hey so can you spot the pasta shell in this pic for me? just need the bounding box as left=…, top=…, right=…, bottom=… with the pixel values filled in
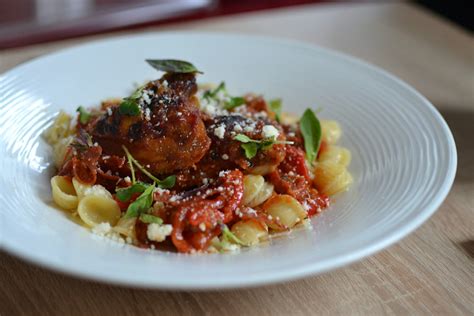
left=51, top=176, right=78, bottom=210
left=243, top=175, right=265, bottom=206
left=247, top=182, right=274, bottom=208
left=43, top=111, right=72, bottom=145
left=113, top=217, right=137, bottom=240
left=231, top=219, right=268, bottom=246
left=313, top=161, right=352, bottom=196
left=77, top=195, right=121, bottom=227
left=321, top=120, right=342, bottom=145
left=263, top=195, right=306, bottom=230
left=318, top=145, right=351, bottom=167
left=72, top=177, right=91, bottom=200
left=322, top=169, right=353, bottom=196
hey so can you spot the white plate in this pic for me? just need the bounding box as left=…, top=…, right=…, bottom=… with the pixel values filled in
left=0, top=33, right=456, bottom=289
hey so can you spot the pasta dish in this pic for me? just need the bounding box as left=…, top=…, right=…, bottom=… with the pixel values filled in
left=44, top=59, right=352, bottom=253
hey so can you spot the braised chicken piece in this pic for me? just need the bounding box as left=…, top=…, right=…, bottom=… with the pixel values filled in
left=87, top=73, right=211, bottom=174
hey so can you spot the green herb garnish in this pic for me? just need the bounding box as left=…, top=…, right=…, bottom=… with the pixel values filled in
left=203, top=82, right=245, bottom=110
left=122, top=145, right=176, bottom=189
left=300, top=108, right=322, bottom=164
left=146, top=59, right=202, bottom=74
left=234, top=133, right=291, bottom=159
left=119, top=99, right=140, bottom=116
left=76, top=106, right=91, bottom=124
left=115, top=182, right=150, bottom=202
left=119, top=86, right=144, bottom=116
left=120, top=146, right=176, bottom=218
left=240, top=143, right=258, bottom=159
left=203, top=82, right=226, bottom=100
left=268, top=99, right=282, bottom=122
left=124, top=184, right=155, bottom=218
left=223, top=96, right=245, bottom=110
left=139, top=213, right=163, bottom=225
left=154, top=174, right=176, bottom=189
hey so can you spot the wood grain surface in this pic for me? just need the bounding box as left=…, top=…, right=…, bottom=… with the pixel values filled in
left=1, top=3, right=473, bottom=315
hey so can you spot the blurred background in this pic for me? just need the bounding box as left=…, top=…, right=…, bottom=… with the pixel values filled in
left=0, top=0, right=472, bottom=49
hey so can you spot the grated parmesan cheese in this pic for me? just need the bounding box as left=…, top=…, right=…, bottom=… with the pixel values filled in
left=142, top=93, right=151, bottom=105
left=144, top=107, right=151, bottom=121
left=147, top=223, right=173, bottom=242
left=92, top=222, right=111, bottom=236
left=202, top=104, right=216, bottom=116
left=262, top=125, right=280, bottom=139
left=233, top=124, right=243, bottom=132
left=214, top=125, right=226, bottom=139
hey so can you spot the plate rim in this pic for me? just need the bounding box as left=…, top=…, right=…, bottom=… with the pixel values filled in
left=0, top=31, right=458, bottom=289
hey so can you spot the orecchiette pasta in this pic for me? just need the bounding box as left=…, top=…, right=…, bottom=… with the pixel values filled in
left=313, top=144, right=352, bottom=195
left=77, top=194, right=121, bottom=227
left=243, top=175, right=264, bottom=205
left=248, top=182, right=274, bottom=208
left=51, top=176, right=78, bottom=210
left=324, top=168, right=352, bottom=196
left=242, top=175, right=274, bottom=207
left=54, top=175, right=123, bottom=229
left=72, top=177, right=91, bottom=200
left=321, top=120, right=342, bottom=145
left=113, top=216, right=137, bottom=240
left=263, top=194, right=307, bottom=230
left=313, top=161, right=353, bottom=196
left=318, top=145, right=351, bottom=167
left=231, top=219, right=268, bottom=246
left=43, top=111, right=73, bottom=145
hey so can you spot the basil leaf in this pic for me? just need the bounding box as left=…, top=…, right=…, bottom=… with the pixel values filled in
left=139, top=213, right=163, bottom=225
left=234, top=134, right=252, bottom=143
left=146, top=59, right=202, bottom=74
left=234, top=134, right=273, bottom=159
left=241, top=143, right=258, bottom=159
left=119, top=99, right=140, bottom=116
left=234, top=133, right=293, bottom=159
left=156, top=175, right=176, bottom=189
left=124, top=184, right=155, bottom=218
left=76, top=106, right=91, bottom=124
left=300, top=108, right=322, bottom=164
left=223, top=97, right=245, bottom=110
left=115, top=182, right=150, bottom=202
left=268, top=99, right=282, bottom=122
left=118, top=86, right=145, bottom=116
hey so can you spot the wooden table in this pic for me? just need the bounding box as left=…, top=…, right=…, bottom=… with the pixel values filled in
left=1, top=3, right=473, bottom=315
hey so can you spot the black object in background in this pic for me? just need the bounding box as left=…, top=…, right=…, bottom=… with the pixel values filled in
left=416, top=0, right=473, bottom=32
